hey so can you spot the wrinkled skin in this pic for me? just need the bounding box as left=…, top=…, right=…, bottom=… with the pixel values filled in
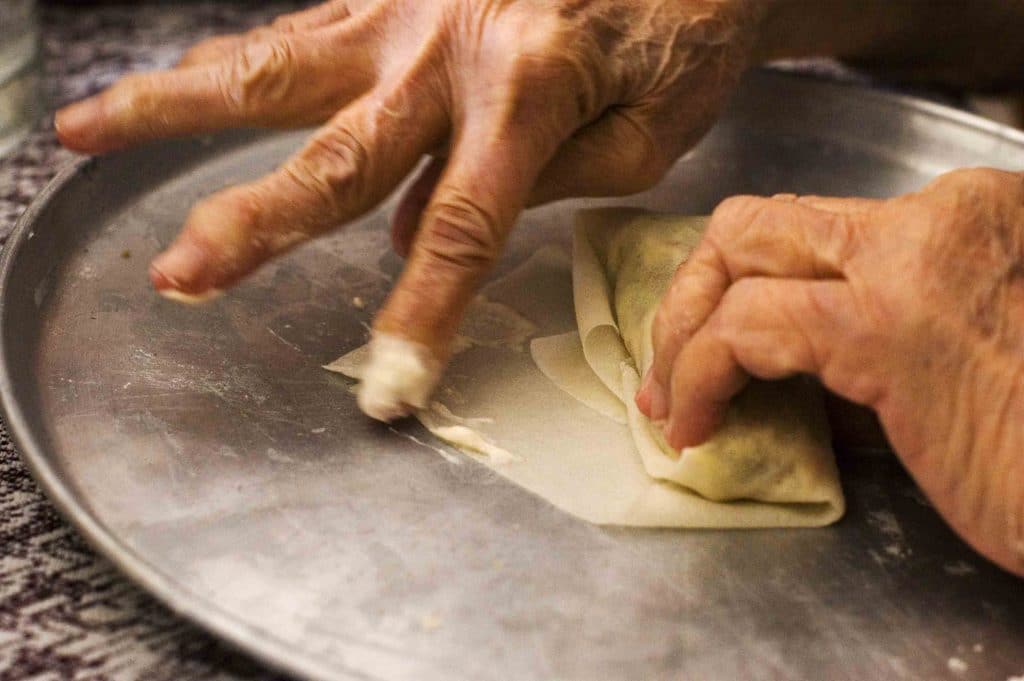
left=55, top=1, right=1024, bottom=577
left=56, top=0, right=760, bottom=364
left=637, top=168, right=1024, bottom=576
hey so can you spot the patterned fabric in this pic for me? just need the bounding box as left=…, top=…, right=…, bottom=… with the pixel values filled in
left=1, top=4, right=309, bottom=678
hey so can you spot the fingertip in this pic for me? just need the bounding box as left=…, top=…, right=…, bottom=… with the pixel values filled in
left=635, top=380, right=651, bottom=414
left=55, top=98, right=107, bottom=153
left=664, top=428, right=686, bottom=453
left=664, top=409, right=720, bottom=451
left=638, top=369, right=653, bottom=394
left=356, top=332, right=442, bottom=422
left=636, top=374, right=668, bottom=420
left=156, top=287, right=223, bottom=305
left=149, top=238, right=217, bottom=296
left=666, top=430, right=697, bottom=452
left=148, top=260, right=174, bottom=291
left=663, top=417, right=688, bottom=452
left=151, top=261, right=223, bottom=304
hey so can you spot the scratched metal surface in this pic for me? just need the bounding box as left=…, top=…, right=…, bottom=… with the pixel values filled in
left=2, top=72, right=1024, bottom=681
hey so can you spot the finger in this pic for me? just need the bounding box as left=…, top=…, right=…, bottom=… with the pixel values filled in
left=663, top=278, right=873, bottom=450
left=378, top=124, right=553, bottom=348
left=57, top=24, right=377, bottom=153
left=149, top=86, right=446, bottom=297
left=391, top=156, right=445, bottom=258
left=362, top=111, right=568, bottom=420
left=528, top=109, right=670, bottom=205
left=407, top=110, right=663, bottom=256
left=177, top=1, right=355, bottom=68
left=638, top=196, right=861, bottom=421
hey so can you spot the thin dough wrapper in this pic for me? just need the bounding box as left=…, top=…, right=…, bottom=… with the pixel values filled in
left=330, top=213, right=843, bottom=528
left=543, top=208, right=844, bottom=515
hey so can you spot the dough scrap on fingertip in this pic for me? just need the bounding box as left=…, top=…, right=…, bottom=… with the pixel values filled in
left=356, top=333, right=442, bottom=422
left=158, top=288, right=223, bottom=305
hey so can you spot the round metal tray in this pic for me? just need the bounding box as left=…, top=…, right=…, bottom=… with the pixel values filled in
left=3, top=71, right=1024, bottom=681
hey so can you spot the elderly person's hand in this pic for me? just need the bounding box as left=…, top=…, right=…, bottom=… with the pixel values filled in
left=637, top=168, right=1024, bottom=575
left=54, top=0, right=761, bottom=418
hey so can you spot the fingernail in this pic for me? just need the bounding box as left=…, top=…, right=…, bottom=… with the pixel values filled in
left=663, top=418, right=686, bottom=452
left=149, top=240, right=212, bottom=295
left=661, top=418, right=677, bottom=449
left=648, top=378, right=669, bottom=421
left=636, top=372, right=652, bottom=409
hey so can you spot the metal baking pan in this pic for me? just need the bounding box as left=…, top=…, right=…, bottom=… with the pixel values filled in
left=2, top=71, right=1023, bottom=681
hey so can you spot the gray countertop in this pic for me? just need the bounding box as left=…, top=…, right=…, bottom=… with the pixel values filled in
left=1, top=4, right=311, bottom=678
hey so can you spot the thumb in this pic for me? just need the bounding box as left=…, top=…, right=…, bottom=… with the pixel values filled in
left=663, top=277, right=883, bottom=449
left=358, top=115, right=556, bottom=421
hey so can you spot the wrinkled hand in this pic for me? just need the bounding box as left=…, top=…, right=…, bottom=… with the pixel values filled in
left=56, top=0, right=760, bottom=413
left=637, top=168, right=1024, bottom=575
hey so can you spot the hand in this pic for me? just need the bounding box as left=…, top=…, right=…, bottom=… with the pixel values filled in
left=637, top=168, right=1024, bottom=575
left=55, top=0, right=762, bottom=417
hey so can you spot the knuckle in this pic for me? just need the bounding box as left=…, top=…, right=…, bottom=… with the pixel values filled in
left=179, top=39, right=217, bottom=64
left=617, top=134, right=671, bottom=193
left=709, top=196, right=760, bottom=235
left=706, top=197, right=759, bottom=251
left=232, top=184, right=312, bottom=254
left=105, top=74, right=152, bottom=116
left=205, top=187, right=262, bottom=232
left=711, top=279, right=764, bottom=341
left=952, top=167, right=1003, bottom=193
left=593, top=146, right=669, bottom=196
left=828, top=213, right=862, bottom=267
left=187, top=188, right=269, bottom=261
left=204, top=184, right=309, bottom=257
left=929, top=166, right=1018, bottom=203
left=284, top=128, right=366, bottom=218
left=491, top=14, right=610, bottom=125
left=815, top=210, right=864, bottom=270
left=223, top=37, right=297, bottom=111
left=593, top=111, right=671, bottom=191
left=720, top=276, right=759, bottom=310
left=420, top=194, right=503, bottom=273
left=658, top=270, right=706, bottom=339
left=972, top=167, right=1021, bottom=197
left=270, top=15, right=300, bottom=33
left=496, top=12, right=564, bottom=72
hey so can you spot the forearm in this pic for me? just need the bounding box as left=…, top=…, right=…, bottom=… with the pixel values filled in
left=753, top=0, right=1024, bottom=91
